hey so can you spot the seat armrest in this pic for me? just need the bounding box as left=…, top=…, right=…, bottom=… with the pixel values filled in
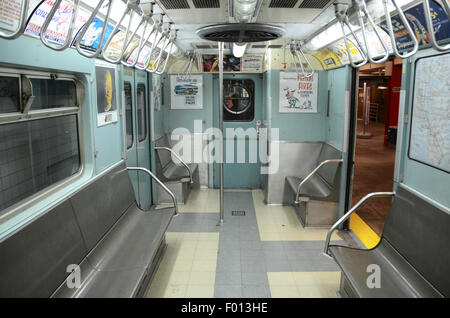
left=295, top=159, right=343, bottom=204
left=127, top=167, right=178, bottom=215
left=323, top=191, right=395, bottom=258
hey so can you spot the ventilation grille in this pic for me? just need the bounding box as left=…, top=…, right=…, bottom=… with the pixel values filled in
left=159, top=0, right=190, bottom=10
left=269, top=0, right=298, bottom=8
left=299, top=0, right=330, bottom=9
left=197, top=24, right=285, bottom=43
left=192, top=0, right=220, bottom=8
left=232, top=210, right=246, bottom=216
left=267, top=44, right=283, bottom=48
left=252, top=44, right=267, bottom=49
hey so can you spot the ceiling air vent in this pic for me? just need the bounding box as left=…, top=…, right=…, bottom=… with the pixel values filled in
left=269, top=0, right=298, bottom=8
left=197, top=24, right=285, bottom=43
left=267, top=44, right=283, bottom=48
left=192, top=0, right=220, bottom=8
left=298, top=0, right=330, bottom=9
left=159, top=0, right=190, bottom=10
left=251, top=44, right=267, bottom=49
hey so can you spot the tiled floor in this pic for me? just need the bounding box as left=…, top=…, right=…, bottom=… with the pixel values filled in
left=147, top=189, right=357, bottom=298
left=252, top=190, right=342, bottom=241
left=147, top=232, right=219, bottom=298
left=268, top=272, right=341, bottom=298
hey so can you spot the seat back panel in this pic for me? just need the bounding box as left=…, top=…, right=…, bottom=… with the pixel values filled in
left=70, top=163, right=136, bottom=251
left=317, top=143, right=342, bottom=186
left=0, top=201, right=86, bottom=297
left=383, top=186, right=450, bottom=297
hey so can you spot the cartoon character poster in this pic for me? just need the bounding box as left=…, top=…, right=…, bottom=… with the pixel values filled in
left=77, top=17, right=116, bottom=52
left=202, top=54, right=241, bottom=72
left=95, top=64, right=118, bottom=126
left=170, top=75, right=203, bottom=109
left=279, top=72, right=318, bottom=113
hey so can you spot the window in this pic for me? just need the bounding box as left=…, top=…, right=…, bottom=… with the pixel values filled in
left=124, top=82, right=133, bottom=149
left=223, top=79, right=255, bottom=122
left=0, top=71, right=82, bottom=215
left=0, top=75, right=20, bottom=113
left=30, top=78, right=77, bottom=109
left=137, top=84, right=147, bottom=142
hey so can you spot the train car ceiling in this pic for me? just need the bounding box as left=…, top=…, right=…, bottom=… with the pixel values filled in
left=1, top=0, right=448, bottom=74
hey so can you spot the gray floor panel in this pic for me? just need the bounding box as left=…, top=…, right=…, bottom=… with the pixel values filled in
left=165, top=190, right=354, bottom=298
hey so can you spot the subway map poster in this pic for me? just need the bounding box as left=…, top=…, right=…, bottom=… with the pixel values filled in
left=409, top=53, right=450, bottom=172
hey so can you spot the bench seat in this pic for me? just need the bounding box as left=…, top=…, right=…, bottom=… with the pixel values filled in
left=330, top=240, right=441, bottom=298
left=329, top=185, right=450, bottom=298
left=54, top=205, right=174, bottom=297
left=0, top=162, right=175, bottom=298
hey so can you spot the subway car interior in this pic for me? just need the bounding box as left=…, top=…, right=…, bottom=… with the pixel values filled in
left=0, top=0, right=449, bottom=300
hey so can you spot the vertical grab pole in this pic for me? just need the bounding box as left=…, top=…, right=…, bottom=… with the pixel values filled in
left=218, top=41, right=224, bottom=225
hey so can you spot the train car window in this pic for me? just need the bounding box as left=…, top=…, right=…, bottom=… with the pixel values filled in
left=137, top=83, right=147, bottom=142
left=30, top=79, right=77, bottom=109
left=124, top=82, right=134, bottom=149
left=223, top=79, right=255, bottom=122
left=0, top=76, right=20, bottom=113
left=0, top=115, right=80, bottom=213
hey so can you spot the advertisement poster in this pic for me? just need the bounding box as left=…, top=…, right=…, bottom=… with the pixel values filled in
left=379, top=0, right=450, bottom=51
left=102, top=30, right=139, bottom=62
left=0, top=0, right=22, bottom=32
left=24, top=0, right=88, bottom=44
left=279, top=72, right=318, bottom=113
left=77, top=17, right=116, bottom=52
left=96, top=64, right=118, bottom=126
left=241, top=54, right=264, bottom=72
left=202, top=54, right=241, bottom=72
left=170, top=75, right=203, bottom=109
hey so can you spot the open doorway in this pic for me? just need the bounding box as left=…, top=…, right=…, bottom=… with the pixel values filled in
left=351, top=58, right=402, bottom=235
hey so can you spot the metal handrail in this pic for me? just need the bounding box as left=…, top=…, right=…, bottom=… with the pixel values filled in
left=148, top=27, right=174, bottom=73
left=289, top=41, right=314, bottom=77
left=382, top=0, right=419, bottom=58
left=135, top=16, right=163, bottom=70
left=127, top=167, right=178, bottom=215
left=155, top=33, right=176, bottom=74
left=323, top=191, right=395, bottom=257
left=75, top=0, right=113, bottom=58
left=141, top=26, right=165, bottom=71
left=178, top=52, right=196, bottom=80
left=354, top=0, right=390, bottom=64
left=295, top=159, right=344, bottom=204
left=0, top=0, right=29, bottom=39
left=102, top=0, right=141, bottom=64
left=154, top=146, right=193, bottom=184
left=122, top=10, right=158, bottom=67
left=40, top=0, right=80, bottom=51
left=423, top=0, right=450, bottom=52
left=335, top=0, right=368, bottom=68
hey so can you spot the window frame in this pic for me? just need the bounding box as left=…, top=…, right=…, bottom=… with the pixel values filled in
left=0, top=67, right=85, bottom=223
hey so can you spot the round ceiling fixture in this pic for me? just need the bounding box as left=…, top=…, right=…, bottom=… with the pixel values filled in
left=196, top=23, right=285, bottom=43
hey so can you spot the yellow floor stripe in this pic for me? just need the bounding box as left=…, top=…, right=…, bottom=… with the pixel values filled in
left=349, top=213, right=381, bottom=249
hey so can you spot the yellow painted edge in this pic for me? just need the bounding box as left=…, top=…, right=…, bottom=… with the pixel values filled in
left=349, top=213, right=381, bottom=249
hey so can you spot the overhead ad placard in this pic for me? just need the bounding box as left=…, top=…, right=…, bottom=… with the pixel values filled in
left=279, top=72, right=318, bottom=113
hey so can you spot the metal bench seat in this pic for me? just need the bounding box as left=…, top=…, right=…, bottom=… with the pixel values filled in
left=284, top=143, right=343, bottom=227
left=286, top=175, right=332, bottom=200
left=330, top=240, right=441, bottom=298
left=325, top=186, right=450, bottom=298
left=155, top=134, right=200, bottom=204
left=0, top=162, right=176, bottom=298
left=54, top=205, right=174, bottom=297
